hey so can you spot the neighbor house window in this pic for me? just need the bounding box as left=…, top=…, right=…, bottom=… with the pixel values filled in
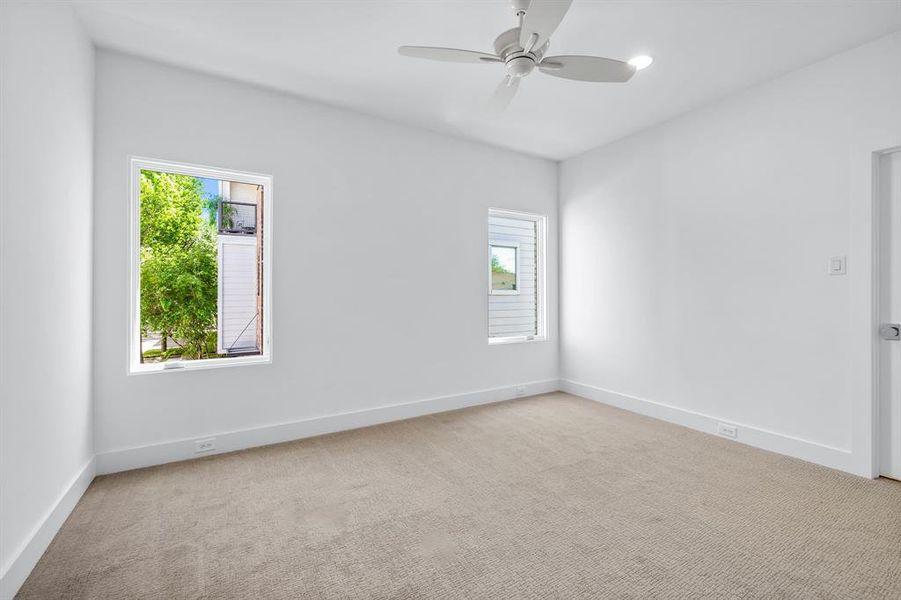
left=129, top=158, right=272, bottom=373
left=488, top=208, right=546, bottom=343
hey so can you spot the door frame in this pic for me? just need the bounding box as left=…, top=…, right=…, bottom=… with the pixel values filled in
left=872, top=145, right=901, bottom=478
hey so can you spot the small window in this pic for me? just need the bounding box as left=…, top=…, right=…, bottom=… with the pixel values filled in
left=489, top=243, right=519, bottom=294
left=129, top=158, right=272, bottom=373
left=487, top=208, right=547, bottom=344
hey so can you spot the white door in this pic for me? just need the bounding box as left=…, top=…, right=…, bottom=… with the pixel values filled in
left=880, top=150, right=901, bottom=480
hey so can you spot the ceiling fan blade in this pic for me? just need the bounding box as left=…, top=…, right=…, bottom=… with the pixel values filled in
left=398, top=46, right=502, bottom=64
left=519, top=0, right=573, bottom=52
left=538, top=55, right=636, bottom=82
left=487, top=76, right=521, bottom=114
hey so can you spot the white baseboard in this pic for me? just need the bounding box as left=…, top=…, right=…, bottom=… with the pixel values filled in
left=96, top=379, right=560, bottom=475
left=560, top=379, right=861, bottom=476
left=0, top=457, right=96, bottom=600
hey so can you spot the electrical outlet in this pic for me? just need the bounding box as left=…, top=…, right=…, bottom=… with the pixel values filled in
left=515, top=386, right=527, bottom=397
left=716, top=422, right=738, bottom=439
left=195, top=438, right=216, bottom=453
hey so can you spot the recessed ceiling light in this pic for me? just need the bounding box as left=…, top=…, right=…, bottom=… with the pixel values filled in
left=628, top=55, right=654, bottom=70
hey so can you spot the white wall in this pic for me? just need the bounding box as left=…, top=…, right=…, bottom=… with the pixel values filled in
left=0, top=2, right=95, bottom=596
left=92, top=52, right=558, bottom=466
left=560, top=33, right=901, bottom=477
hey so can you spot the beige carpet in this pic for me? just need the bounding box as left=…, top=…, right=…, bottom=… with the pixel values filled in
left=19, top=392, right=901, bottom=599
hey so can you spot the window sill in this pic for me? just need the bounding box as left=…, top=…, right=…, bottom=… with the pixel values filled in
left=129, top=354, right=271, bottom=376
left=488, top=335, right=548, bottom=346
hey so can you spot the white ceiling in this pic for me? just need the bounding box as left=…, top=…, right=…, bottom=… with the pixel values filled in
left=74, top=0, right=901, bottom=160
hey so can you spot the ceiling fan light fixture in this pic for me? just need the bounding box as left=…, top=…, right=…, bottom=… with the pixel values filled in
left=628, top=55, right=654, bottom=70
left=506, top=55, right=536, bottom=78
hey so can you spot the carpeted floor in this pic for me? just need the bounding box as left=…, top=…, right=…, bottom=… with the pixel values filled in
left=19, top=392, right=901, bottom=599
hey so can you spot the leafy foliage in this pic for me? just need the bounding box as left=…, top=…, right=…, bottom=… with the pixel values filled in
left=140, top=171, right=218, bottom=359
left=141, top=347, right=183, bottom=360
left=491, top=255, right=511, bottom=274
left=140, top=171, right=205, bottom=247
left=203, top=194, right=232, bottom=228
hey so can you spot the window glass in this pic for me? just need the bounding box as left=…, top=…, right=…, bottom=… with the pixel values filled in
left=490, top=245, right=518, bottom=292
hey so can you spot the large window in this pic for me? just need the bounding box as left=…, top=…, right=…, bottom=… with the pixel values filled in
left=488, top=208, right=546, bottom=344
left=129, top=158, right=272, bottom=373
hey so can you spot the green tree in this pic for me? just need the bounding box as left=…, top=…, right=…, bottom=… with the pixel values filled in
left=140, top=171, right=205, bottom=248
left=202, top=193, right=232, bottom=228
left=140, top=171, right=218, bottom=360
left=491, top=255, right=510, bottom=273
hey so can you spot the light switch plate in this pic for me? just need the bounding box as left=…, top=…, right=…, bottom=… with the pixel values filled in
left=828, top=256, right=847, bottom=276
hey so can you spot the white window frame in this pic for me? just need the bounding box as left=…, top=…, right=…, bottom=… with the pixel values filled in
left=487, top=208, right=547, bottom=345
left=488, top=241, right=520, bottom=296
left=128, top=156, right=273, bottom=375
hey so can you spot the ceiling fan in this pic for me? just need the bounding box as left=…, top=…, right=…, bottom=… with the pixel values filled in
left=398, top=0, right=651, bottom=112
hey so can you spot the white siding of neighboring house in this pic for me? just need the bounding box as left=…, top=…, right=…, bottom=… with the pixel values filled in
left=488, top=215, right=537, bottom=338
left=217, top=235, right=258, bottom=353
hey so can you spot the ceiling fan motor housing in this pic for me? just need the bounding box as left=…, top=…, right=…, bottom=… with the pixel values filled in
left=494, top=27, right=548, bottom=78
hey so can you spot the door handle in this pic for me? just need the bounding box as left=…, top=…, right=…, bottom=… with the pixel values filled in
left=880, top=324, right=900, bottom=341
